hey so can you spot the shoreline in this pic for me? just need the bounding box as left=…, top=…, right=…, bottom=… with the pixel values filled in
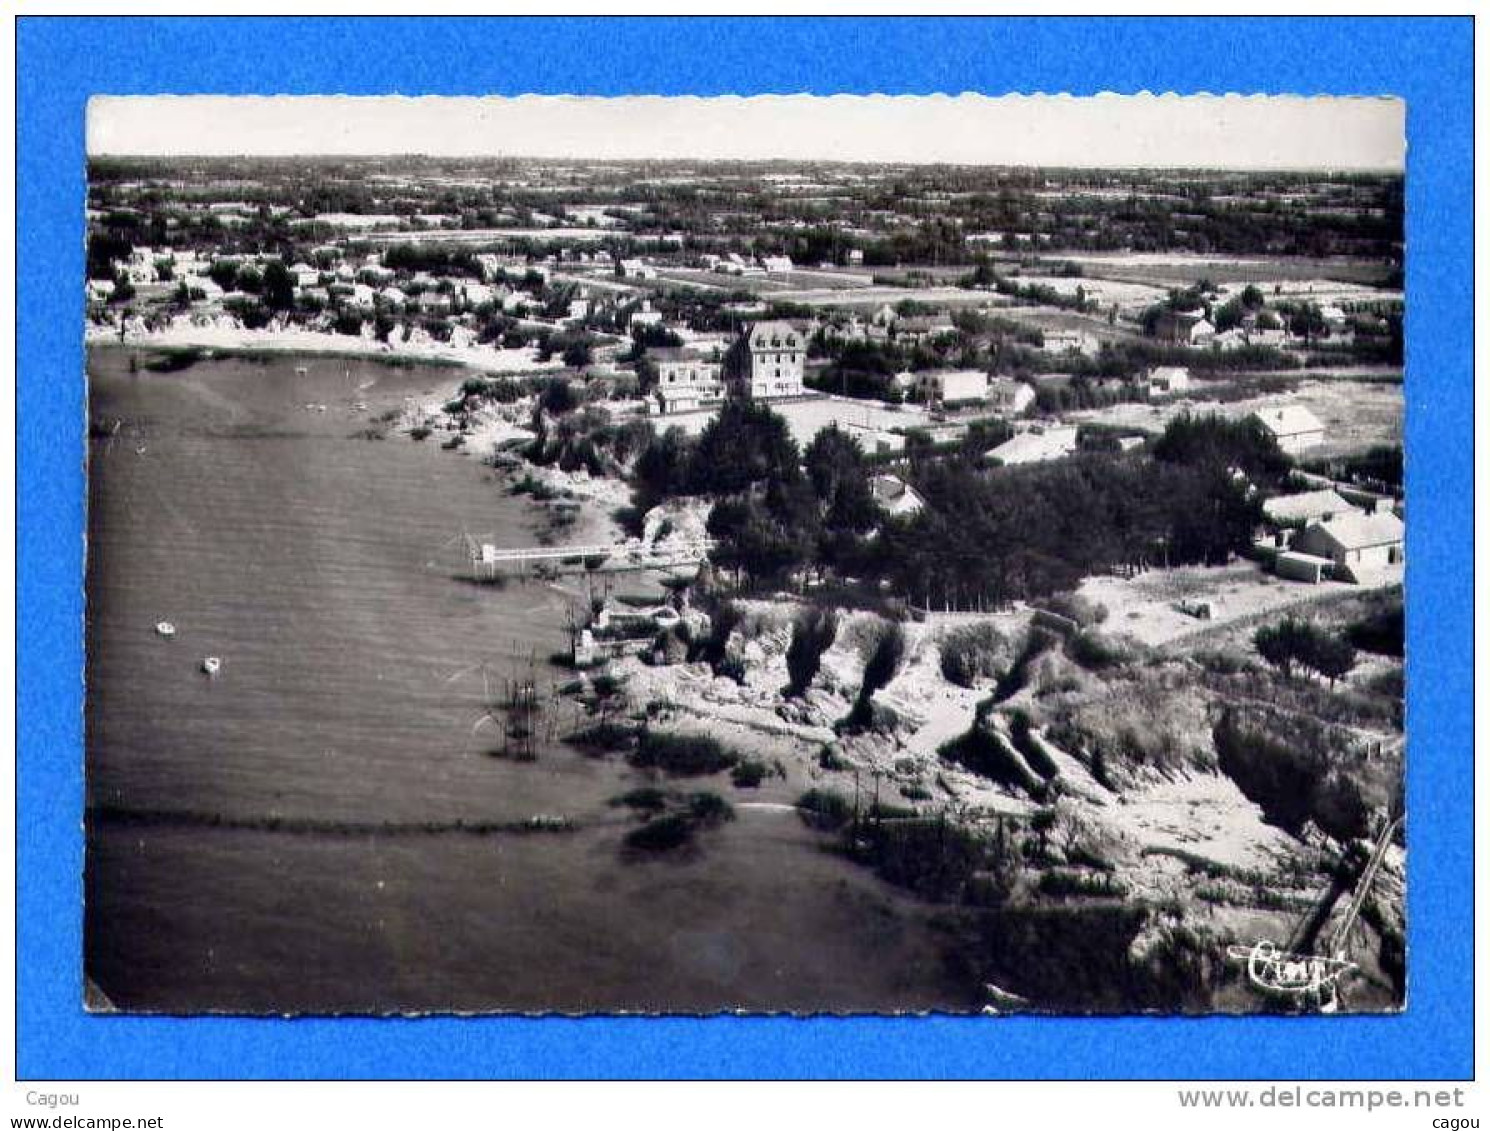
left=86, top=318, right=567, bottom=375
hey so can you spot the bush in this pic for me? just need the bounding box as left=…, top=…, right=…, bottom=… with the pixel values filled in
left=569, top=721, right=637, bottom=753
left=1038, top=869, right=1127, bottom=900
left=1034, top=593, right=1108, bottom=628
left=855, top=817, right=987, bottom=901
left=730, top=759, right=770, bottom=789
left=797, top=788, right=854, bottom=830
left=817, top=746, right=851, bottom=772
left=687, top=791, right=735, bottom=825
left=623, top=813, right=696, bottom=853
left=841, top=619, right=906, bottom=732
left=610, top=786, right=670, bottom=814
left=939, top=623, right=1015, bottom=688
left=1066, top=629, right=1131, bottom=671
left=630, top=731, right=739, bottom=776
left=1349, top=601, right=1405, bottom=657
left=785, top=606, right=839, bottom=697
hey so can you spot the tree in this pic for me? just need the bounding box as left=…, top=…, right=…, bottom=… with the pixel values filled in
left=1309, top=633, right=1358, bottom=689
left=691, top=400, right=802, bottom=497
left=538, top=377, right=580, bottom=416
left=261, top=260, right=296, bottom=312
left=785, top=607, right=839, bottom=698
left=805, top=425, right=877, bottom=534
left=108, top=271, right=135, bottom=305
left=562, top=339, right=594, bottom=369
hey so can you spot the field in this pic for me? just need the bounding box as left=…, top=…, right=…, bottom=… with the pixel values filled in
left=1077, top=560, right=1395, bottom=648
left=1066, top=375, right=1404, bottom=455
left=1049, top=252, right=1398, bottom=290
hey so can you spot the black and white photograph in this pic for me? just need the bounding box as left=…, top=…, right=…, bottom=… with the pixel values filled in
left=83, top=92, right=1407, bottom=1017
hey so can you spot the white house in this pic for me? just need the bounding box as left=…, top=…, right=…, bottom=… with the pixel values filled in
left=841, top=422, right=907, bottom=458
left=911, top=369, right=988, bottom=406
left=1251, top=404, right=1326, bottom=455
left=1141, top=366, right=1192, bottom=396
left=288, top=262, right=320, bottom=288
left=627, top=299, right=663, bottom=329
left=1040, top=329, right=1099, bottom=357
left=727, top=321, right=806, bottom=401
left=651, top=347, right=725, bottom=415
left=761, top=255, right=795, bottom=273
left=985, top=377, right=1037, bottom=416
left=1262, top=488, right=1360, bottom=528
left=985, top=423, right=1079, bottom=467
left=618, top=258, right=657, bottom=280
left=1291, top=511, right=1404, bottom=582
left=870, top=474, right=924, bottom=517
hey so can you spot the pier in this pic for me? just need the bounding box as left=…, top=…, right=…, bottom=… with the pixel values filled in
left=459, top=534, right=715, bottom=579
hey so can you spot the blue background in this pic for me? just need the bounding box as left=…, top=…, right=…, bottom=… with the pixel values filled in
left=17, top=16, right=1474, bottom=1080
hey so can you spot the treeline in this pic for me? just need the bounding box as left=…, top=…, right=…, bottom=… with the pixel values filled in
left=874, top=414, right=1286, bottom=608
left=628, top=399, right=1285, bottom=604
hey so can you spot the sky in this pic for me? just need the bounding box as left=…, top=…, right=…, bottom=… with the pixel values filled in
left=87, top=93, right=1405, bottom=170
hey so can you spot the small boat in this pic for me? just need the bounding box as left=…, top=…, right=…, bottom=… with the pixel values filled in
left=155, top=621, right=176, bottom=638
left=295, top=365, right=309, bottom=376
left=201, top=656, right=222, bottom=676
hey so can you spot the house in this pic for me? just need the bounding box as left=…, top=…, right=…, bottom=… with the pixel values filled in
left=1290, top=511, right=1404, bottom=582
left=86, top=279, right=113, bottom=303
left=1140, top=366, right=1191, bottom=396
left=378, top=286, right=408, bottom=311
left=985, top=377, right=1037, bottom=416
left=288, top=262, right=320, bottom=288
left=894, top=315, right=956, bottom=346
left=846, top=249, right=865, bottom=267
left=1153, top=309, right=1216, bottom=346
left=910, top=369, right=988, bottom=407
left=985, top=423, right=1079, bottom=467
left=416, top=291, right=454, bottom=316
left=348, top=284, right=377, bottom=312
left=1040, top=329, right=1099, bottom=357
left=726, top=321, right=806, bottom=401
left=460, top=282, right=496, bottom=308
left=627, top=300, right=663, bottom=329
left=761, top=255, right=794, bottom=273
left=1262, top=489, right=1360, bottom=529
left=841, top=422, right=907, bottom=458
left=618, top=258, right=657, bottom=280
left=651, top=347, right=725, bottom=414
left=1251, top=404, right=1326, bottom=455
left=566, top=298, right=591, bottom=323
left=870, top=474, right=924, bottom=517
left=870, top=303, right=898, bottom=329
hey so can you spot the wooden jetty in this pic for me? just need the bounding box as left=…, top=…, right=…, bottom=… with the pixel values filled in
left=459, top=534, right=714, bottom=580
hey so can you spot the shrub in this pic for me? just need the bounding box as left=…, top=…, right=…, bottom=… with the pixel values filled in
left=730, top=759, right=770, bottom=789
left=841, top=619, right=906, bottom=732
left=610, top=786, right=670, bottom=814
left=785, top=606, right=839, bottom=697
left=797, top=788, right=854, bottom=830
left=687, top=791, right=735, bottom=825
left=1349, top=601, right=1405, bottom=657
left=1038, top=869, right=1127, bottom=900
left=623, top=813, right=696, bottom=853
left=630, top=731, right=739, bottom=776
left=817, top=746, right=851, bottom=772
left=1066, top=629, right=1131, bottom=671
left=569, top=721, right=637, bottom=752
left=1035, top=593, right=1108, bottom=628
left=855, top=817, right=987, bottom=901
left=939, top=623, right=1015, bottom=688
